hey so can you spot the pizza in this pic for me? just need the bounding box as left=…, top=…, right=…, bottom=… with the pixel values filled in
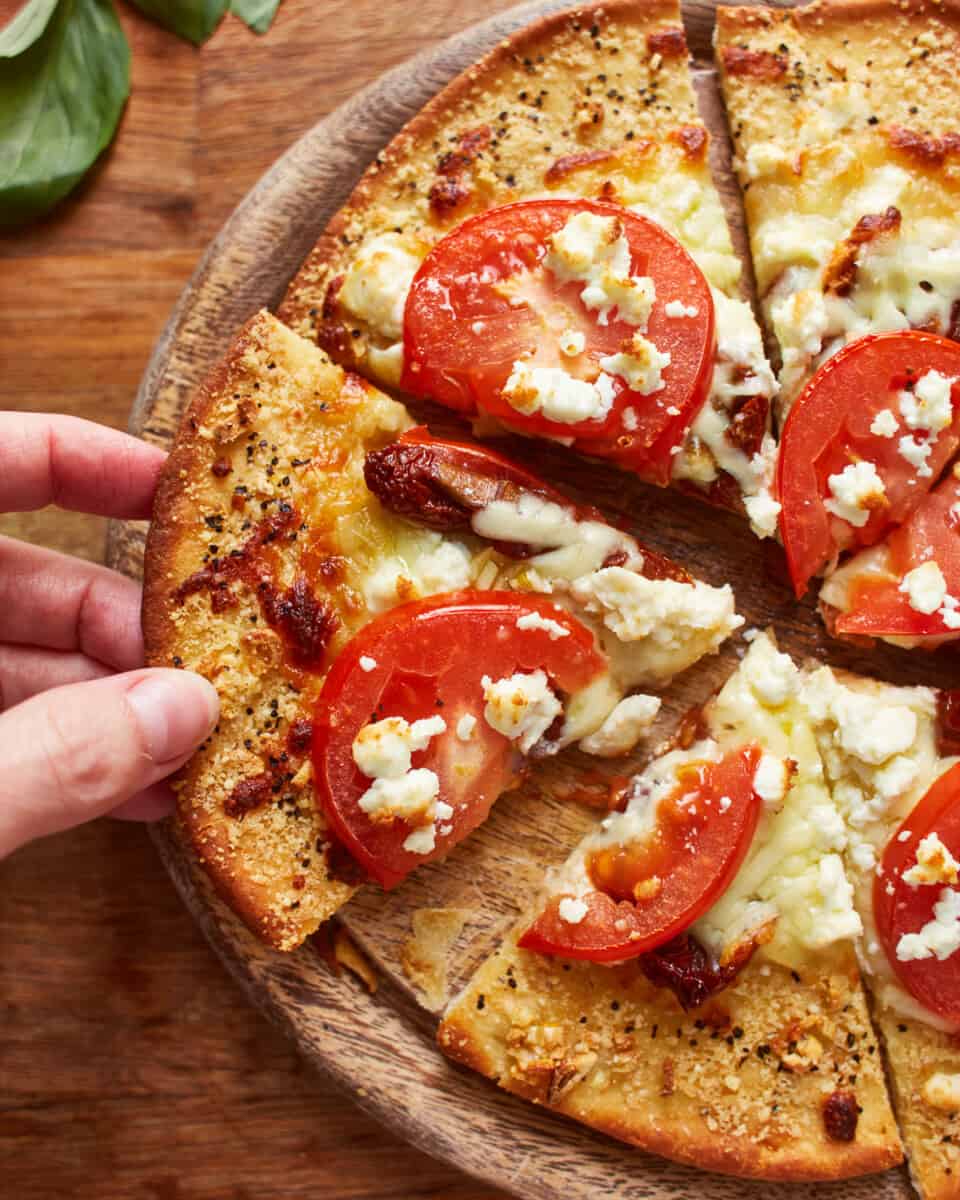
left=716, top=0, right=960, bottom=647
left=278, top=0, right=782, bottom=538
left=143, top=308, right=742, bottom=948
left=138, top=0, right=960, bottom=1193
left=439, top=633, right=960, bottom=1191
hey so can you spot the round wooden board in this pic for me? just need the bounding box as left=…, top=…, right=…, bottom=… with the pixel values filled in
left=107, top=2, right=952, bottom=1196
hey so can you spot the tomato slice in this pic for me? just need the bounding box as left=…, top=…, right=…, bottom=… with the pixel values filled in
left=834, top=465, right=960, bottom=639
left=401, top=199, right=716, bottom=485
left=779, top=331, right=960, bottom=597
left=518, top=745, right=762, bottom=962
left=312, top=591, right=606, bottom=889
left=875, top=762, right=960, bottom=1024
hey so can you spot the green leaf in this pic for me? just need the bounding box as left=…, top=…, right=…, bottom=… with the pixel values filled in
left=130, top=0, right=228, bottom=45
left=0, top=0, right=60, bottom=56
left=0, top=0, right=130, bottom=229
left=230, top=0, right=281, bottom=35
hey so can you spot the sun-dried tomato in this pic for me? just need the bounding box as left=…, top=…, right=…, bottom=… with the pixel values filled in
left=822, top=1089, right=859, bottom=1142
left=639, top=932, right=755, bottom=1010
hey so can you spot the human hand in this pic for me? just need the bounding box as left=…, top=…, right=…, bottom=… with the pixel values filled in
left=0, top=414, right=219, bottom=858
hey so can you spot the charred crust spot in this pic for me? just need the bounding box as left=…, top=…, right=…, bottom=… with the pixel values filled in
left=647, top=28, right=687, bottom=58
left=721, top=46, right=787, bottom=80
left=429, top=176, right=472, bottom=218
left=260, top=577, right=338, bottom=669
left=659, top=1057, right=676, bottom=1096
left=545, top=148, right=615, bottom=183
left=887, top=125, right=960, bottom=167
left=321, top=274, right=345, bottom=321
left=822, top=1089, right=859, bottom=1142
left=286, top=717, right=314, bottom=757
left=822, top=207, right=901, bottom=297
left=639, top=932, right=757, bottom=1011
left=211, top=457, right=233, bottom=478
left=668, top=125, right=708, bottom=161
left=224, top=772, right=273, bottom=819
left=325, top=836, right=369, bottom=886
left=725, top=394, right=768, bottom=459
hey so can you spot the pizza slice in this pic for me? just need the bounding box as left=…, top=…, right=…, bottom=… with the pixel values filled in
left=716, top=0, right=960, bottom=646
left=439, top=632, right=902, bottom=1180
left=799, top=663, right=960, bottom=1198
left=278, top=0, right=782, bottom=538
left=143, top=309, right=743, bottom=949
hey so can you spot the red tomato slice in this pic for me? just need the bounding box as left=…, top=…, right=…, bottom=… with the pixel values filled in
left=401, top=199, right=716, bottom=485
left=312, top=591, right=606, bottom=889
left=875, top=762, right=960, bottom=1024
left=518, top=744, right=763, bottom=962
left=779, top=331, right=960, bottom=597
left=834, top=465, right=960, bottom=639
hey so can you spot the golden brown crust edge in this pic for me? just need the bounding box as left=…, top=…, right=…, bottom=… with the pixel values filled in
left=439, top=933, right=902, bottom=1182
left=142, top=310, right=410, bottom=950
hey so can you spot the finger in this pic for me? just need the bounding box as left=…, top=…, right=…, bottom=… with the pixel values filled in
left=0, top=644, right=112, bottom=710
left=0, top=537, right=143, bottom=670
left=0, top=412, right=166, bottom=519
left=0, top=668, right=219, bottom=858
left=109, top=784, right=176, bottom=823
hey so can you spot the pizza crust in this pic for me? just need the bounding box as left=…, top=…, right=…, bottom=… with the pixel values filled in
left=439, top=928, right=901, bottom=1180
left=278, top=0, right=706, bottom=373
left=143, top=310, right=411, bottom=949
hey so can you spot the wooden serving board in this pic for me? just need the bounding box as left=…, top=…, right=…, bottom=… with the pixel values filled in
left=107, top=2, right=958, bottom=1196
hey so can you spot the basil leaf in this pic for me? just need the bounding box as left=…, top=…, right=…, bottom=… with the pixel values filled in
left=130, top=0, right=228, bottom=45
left=230, top=0, right=281, bottom=35
left=0, top=0, right=59, bottom=56
left=0, top=0, right=130, bottom=229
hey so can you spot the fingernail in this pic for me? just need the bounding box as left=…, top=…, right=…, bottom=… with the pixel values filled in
left=127, top=670, right=220, bottom=764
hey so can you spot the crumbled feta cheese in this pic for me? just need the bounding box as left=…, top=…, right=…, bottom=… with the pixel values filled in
left=502, top=361, right=616, bottom=425
left=743, top=489, right=782, bottom=540
left=809, top=853, right=863, bottom=947
left=362, top=537, right=472, bottom=612
left=824, top=460, right=886, bottom=528
left=874, top=754, right=920, bottom=800
left=481, top=669, right=563, bottom=754
left=744, top=140, right=793, bottom=180
left=403, top=821, right=439, bottom=855
left=579, top=693, right=661, bottom=757
left=353, top=715, right=447, bottom=780
left=360, top=768, right=440, bottom=824
left=900, top=560, right=948, bottom=615
left=753, top=754, right=791, bottom=806
left=599, top=332, right=671, bottom=395
left=570, top=567, right=742, bottom=649
left=899, top=434, right=934, bottom=477
left=515, top=610, right=570, bottom=640
left=456, top=713, right=477, bottom=742
left=743, top=642, right=799, bottom=707
left=338, top=232, right=421, bottom=341
left=558, top=896, right=589, bottom=924
left=544, top=211, right=657, bottom=327
left=900, top=369, right=956, bottom=435
left=359, top=655, right=377, bottom=673
left=904, top=833, right=960, bottom=888
left=897, top=887, right=960, bottom=961
left=870, top=408, right=899, bottom=438
left=923, top=1072, right=960, bottom=1112
left=622, top=406, right=638, bottom=431
left=558, top=328, right=586, bottom=357
left=664, top=299, right=699, bottom=318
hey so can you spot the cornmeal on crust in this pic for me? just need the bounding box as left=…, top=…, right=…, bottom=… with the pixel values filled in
left=439, top=934, right=899, bottom=1180
left=143, top=310, right=412, bottom=949
left=278, top=0, right=782, bottom=536
left=716, top=0, right=960, bottom=407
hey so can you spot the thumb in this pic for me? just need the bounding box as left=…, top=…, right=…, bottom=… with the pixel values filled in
left=0, top=668, right=219, bottom=857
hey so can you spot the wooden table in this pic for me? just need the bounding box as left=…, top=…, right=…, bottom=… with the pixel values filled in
left=0, top=2, right=515, bottom=1194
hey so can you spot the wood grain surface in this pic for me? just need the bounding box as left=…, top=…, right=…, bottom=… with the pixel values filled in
left=0, top=2, right=516, bottom=1197
left=102, top=1, right=958, bottom=1199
